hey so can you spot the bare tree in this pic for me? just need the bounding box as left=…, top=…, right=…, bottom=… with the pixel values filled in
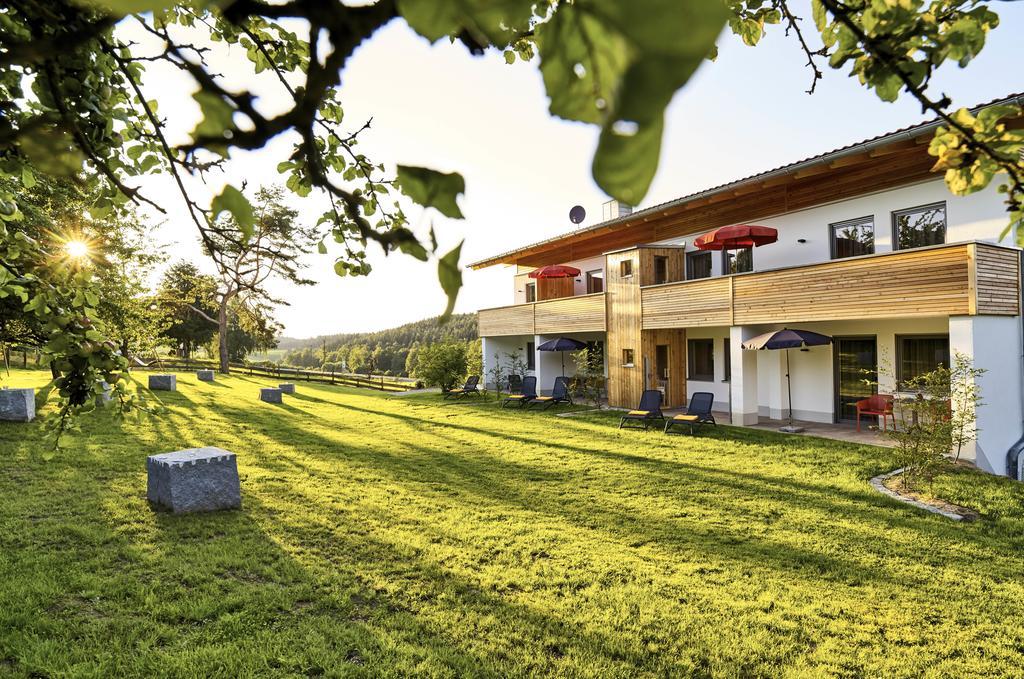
left=193, top=186, right=317, bottom=373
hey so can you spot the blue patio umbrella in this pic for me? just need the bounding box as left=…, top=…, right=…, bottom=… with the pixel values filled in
left=537, top=337, right=587, bottom=376
left=742, top=328, right=833, bottom=429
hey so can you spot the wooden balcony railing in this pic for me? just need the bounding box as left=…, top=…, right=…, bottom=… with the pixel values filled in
left=641, top=241, right=1019, bottom=329
left=478, top=293, right=606, bottom=336
left=478, top=243, right=1019, bottom=337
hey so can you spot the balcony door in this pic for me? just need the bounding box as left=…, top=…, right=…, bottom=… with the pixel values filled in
left=833, top=336, right=877, bottom=424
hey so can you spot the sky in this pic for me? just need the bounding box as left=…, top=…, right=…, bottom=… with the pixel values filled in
left=126, top=2, right=1024, bottom=339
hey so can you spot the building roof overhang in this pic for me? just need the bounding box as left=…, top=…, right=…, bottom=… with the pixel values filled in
left=470, top=93, right=1024, bottom=270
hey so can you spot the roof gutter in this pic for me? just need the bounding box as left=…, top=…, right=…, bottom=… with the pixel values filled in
left=469, top=93, right=1024, bottom=269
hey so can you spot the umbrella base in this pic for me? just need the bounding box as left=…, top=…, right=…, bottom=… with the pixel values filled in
left=778, top=425, right=805, bottom=434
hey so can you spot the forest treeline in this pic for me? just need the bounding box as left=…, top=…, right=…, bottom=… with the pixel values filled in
left=279, top=313, right=479, bottom=377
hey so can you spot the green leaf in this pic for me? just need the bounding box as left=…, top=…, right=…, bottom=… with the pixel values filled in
left=396, top=0, right=462, bottom=41
left=191, top=90, right=235, bottom=141
left=437, top=240, right=463, bottom=321
left=21, top=167, right=35, bottom=189
left=211, top=185, right=255, bottom=240
left=536, top=5, right=631, bottom=125
left=592, top=115, right=664, bottom=206
left=317, top=240, right=328, bottom=255
left=18, top=126, right=85, bottom=176
left=396, top=165, right=465, bottom=219
left=76, top=0, right=180, bottom=14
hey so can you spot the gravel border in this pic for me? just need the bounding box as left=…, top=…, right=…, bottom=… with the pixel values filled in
left=869, top=468, right=966, bottom=521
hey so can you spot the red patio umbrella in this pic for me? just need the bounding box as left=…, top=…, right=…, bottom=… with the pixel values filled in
left=694, top=224, right=778, bottom=251
left=528, top=265, right=581, bottom=279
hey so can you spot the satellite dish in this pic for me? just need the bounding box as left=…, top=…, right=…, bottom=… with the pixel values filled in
left=569, top=205, right=586, bottom=225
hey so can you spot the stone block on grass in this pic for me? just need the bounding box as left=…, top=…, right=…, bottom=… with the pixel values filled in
left=197, top=370, right=215, bottom=382
left=149, top=374, right=177, bottom=391
left=147, top=447, right=241, bottom=513
left=0, top=387, right=35, bottom=422
left=278, top=383, right=296, bottom=394
left=260, top=388, right=283, bottom=404
left=95, top=381, right=112, bottom=406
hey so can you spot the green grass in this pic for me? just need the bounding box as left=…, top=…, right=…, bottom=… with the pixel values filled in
left=2, top=369, right=1024, bottom=677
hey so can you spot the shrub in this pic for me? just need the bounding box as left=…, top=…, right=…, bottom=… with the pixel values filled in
left=413, top=342, right=468, bottom=392
left=886, top=351, right=984, bottom=486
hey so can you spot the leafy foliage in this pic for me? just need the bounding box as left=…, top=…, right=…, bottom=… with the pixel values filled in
left=1, top=0, right=1021, bottom=427
left=411, top=341, right=469, bottom=392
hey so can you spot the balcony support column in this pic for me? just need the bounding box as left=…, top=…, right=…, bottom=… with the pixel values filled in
left=948, top=315, right=1024, bottom=475
left=730, top=326, right=760, bottom=426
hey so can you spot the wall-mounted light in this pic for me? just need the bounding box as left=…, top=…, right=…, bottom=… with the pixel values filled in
left=797, top=238, right=807, bottom=244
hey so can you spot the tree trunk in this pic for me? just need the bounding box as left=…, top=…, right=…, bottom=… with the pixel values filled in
left=218, top=298, right=230, bottom=374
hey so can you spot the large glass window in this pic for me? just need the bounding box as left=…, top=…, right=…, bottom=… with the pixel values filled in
left=893, top=203, right=946, bottom=250
left=686, top=251, right=712, bottom=280
left=526, top=341, right=536, bottom=370
left=586, top=269, right=604, bottom=294
left=722, top=247, right=753, bottom=274
left=830, top=216, right=875, bottom=259
left=896, top=335, right=950, bottom=386
left=687, top=338, right=715, bottom=381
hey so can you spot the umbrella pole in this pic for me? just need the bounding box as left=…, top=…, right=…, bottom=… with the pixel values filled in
left=561, top=352, right=565, bottom=377
left=786, top=348, right=793, bottom=426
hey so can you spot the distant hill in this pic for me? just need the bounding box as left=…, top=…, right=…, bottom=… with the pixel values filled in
left=272, top=313, right=478, bottom=375
left=281, top=313, right=477, bottom=353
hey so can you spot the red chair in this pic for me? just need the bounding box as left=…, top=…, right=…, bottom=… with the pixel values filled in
left=855, top=394, right=895, bottom=432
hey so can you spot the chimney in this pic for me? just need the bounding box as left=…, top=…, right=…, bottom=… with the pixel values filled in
left=602, top=199, right=633, bottom=221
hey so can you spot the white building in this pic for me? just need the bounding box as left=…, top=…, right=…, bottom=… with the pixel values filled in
left=471, top=94, right=1024, bottom=477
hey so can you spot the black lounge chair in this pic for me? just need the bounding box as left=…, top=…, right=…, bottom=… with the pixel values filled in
left=665, top=391, right=717, bottom=434
left=530, top=376, right=574, bottom=410
left=619, top=390, right=665, bottom=430
left=444, top=375, right=480, bottom=399
left=502, top=376, right=536, bottom=408
left=507, top=374, right=523, bottom=394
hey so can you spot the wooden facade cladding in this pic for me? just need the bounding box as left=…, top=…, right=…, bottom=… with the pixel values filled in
left=535, top=294, right=606, bottom=334
left=478, top=303, right=535, bottom=337
left=477, top=294, right=606, bottom=337
left=973, top=243, right=1021, bottom=316
left=642, top=277, right=733, bottom=329
left=639, top=242, right=1020, bottom=328
left=604, top=250, right=644, bottom=408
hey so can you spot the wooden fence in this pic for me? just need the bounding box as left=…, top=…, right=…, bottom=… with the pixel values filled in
left=133, top=358, right=418, bottom=393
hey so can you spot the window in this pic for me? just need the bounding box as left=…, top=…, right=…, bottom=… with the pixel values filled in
left=526, top=341, right=535, bottom=370
left=686, top=251, right=712, bottom=280
left=722, top=247, right=753, bottom=274
left=622, top=348, right=635, bottom=366
left=525, top=282, right=536, bottom=303
left=653, top=256, right=669, bottom=284
left=830, top=216, right=874, bottom=259
left=896, top=335, right=950, bottom=386
left=893, top=202, right=946, bottom=250
left=586, top=269, right=604, bottom=294
left=687, top=338, right=714, bottom=381
left=620, top=259, right=633, bottom=278
left=723, top=338, right=731, bottom=382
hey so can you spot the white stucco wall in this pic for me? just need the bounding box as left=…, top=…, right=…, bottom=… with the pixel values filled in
left=481, top=335, right=534, bottom=389
left=650, top=178, right=1010, bottom=272
left=684, top=327, right=732, bottom=411
left=534, top=331, right=606, bottom=394
left=949, top=315, right=1024, bottom=474
left=512, top=256, right=605, bottom=304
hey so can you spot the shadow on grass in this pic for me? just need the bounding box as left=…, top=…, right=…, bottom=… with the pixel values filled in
left=195, top=394, right=1024, bottom=592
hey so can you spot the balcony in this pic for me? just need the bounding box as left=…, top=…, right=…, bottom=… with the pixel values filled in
left=478, top=292, right=606, bottom=336
left=641, top=241, right=1019, bottom=329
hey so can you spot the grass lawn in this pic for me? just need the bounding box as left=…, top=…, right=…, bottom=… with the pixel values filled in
left=2, top=369, right=1024, bottom=677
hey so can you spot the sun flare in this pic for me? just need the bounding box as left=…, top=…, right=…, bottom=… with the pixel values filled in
left=64, top=240, right=90, bottom=259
